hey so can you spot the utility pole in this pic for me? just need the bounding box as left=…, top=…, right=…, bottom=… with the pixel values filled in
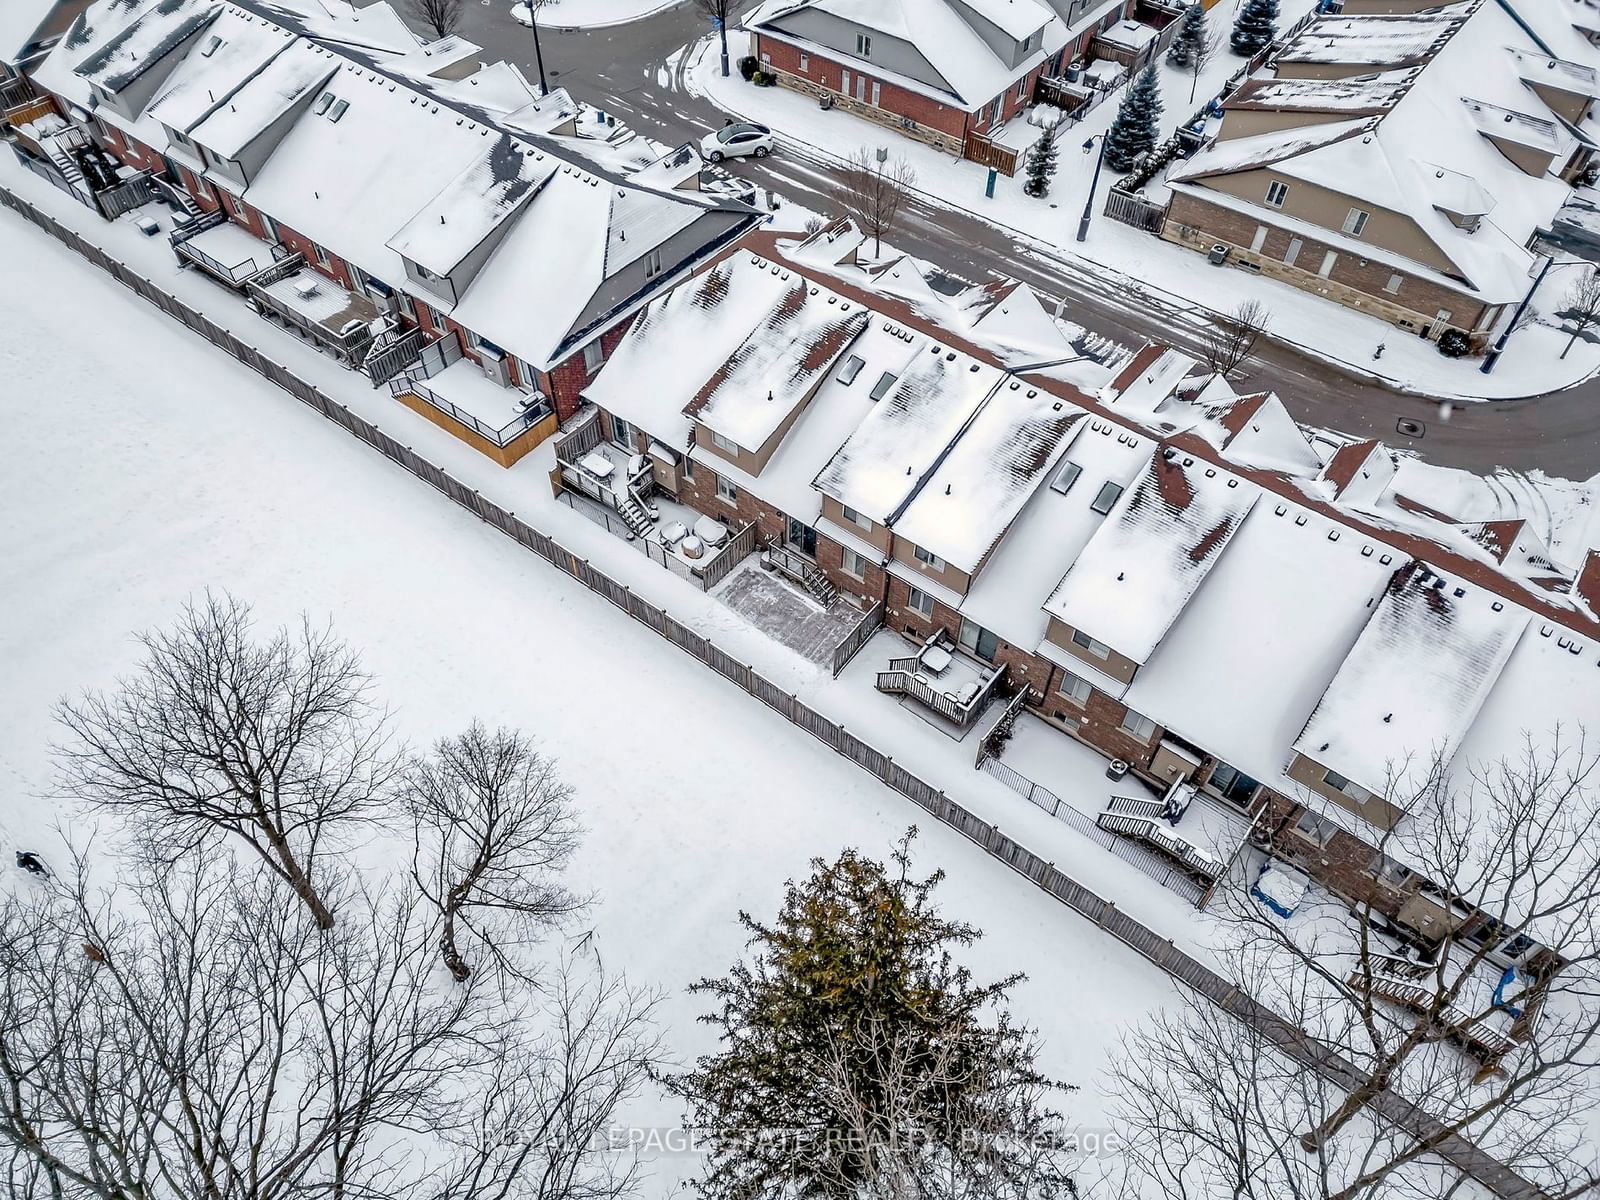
left=523, top=1, right=549, bottom=93
left=1480, top=253, right=1553, bottom=374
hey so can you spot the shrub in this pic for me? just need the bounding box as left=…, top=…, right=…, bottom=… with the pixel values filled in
left=737, top=55, right=758, bottom=81
left=1436, top=329, right=1471, bottom=358
left=754, top=70, right=777, bottom=87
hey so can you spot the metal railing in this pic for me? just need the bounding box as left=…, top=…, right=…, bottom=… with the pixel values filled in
left=0, top=178, right=1549, bottom=1200
left=389, top=373, right=551, bottom=446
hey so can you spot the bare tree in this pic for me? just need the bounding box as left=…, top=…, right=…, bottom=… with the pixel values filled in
left=55, top=593, right=397, bottom=929
left=405, top=723, right=585, bottom=982
left=0, top=853, right=660, bottom=1200
left=696, top=0, right=734, bottom=78
left=1187, top=31, right=1222, bottom=105
left=1202, top=297, right=1270, bottom=376
left=410, top=0, right=463, bottom=40
left=839, top=147, right=917, bottom=259
left=1561, top=266, right=1600, bottom=359
left=1104, top=738, right=1600, bottom=1200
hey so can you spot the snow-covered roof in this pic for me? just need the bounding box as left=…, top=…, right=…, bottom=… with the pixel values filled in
left=746, top=0, right=1064, bottom=110
left=893, top=383, right=1084, bottom=573
left=144, top=9, right=294, bottom=133
left=1123, top=500, right=1395, bottom=800
left=812, top=343, right=1005, bottom=523
left=963, top=281, right=1080, bottom=369
left=1293, top=563, right=1528, bottom=798
left=1042, top=449, right=1259, bottom=663
left=75, top=0, right=219, bottom=93
left=1225, top=69, right=1418, bottom=114
left=688, top=280, right=871, bottom=452
left=1275, top=7, right=1467, bottom=68
left=183, top=37, right=335, bottom=158
left=628, top=142, right=703, bottom=191
left=387, top=135, right=557, bottom=277
left=1103, top=346, right=1199, bottom=416
left=1194, top=392, right=1323, bottom=477
left=1169, top=117, right=1377, bottom=184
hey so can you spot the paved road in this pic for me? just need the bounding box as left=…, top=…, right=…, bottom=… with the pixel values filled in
left=461, top=0, right=1600, bottom=477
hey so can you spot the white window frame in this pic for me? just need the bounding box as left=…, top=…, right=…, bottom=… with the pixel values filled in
left=841, top=504, right=872, bottom=531
left=1265, top=180, right=1289, bottom=208
left=715, top=475, right=739, bottom=505
left=905, top=586, right=935, bottom=617
left=912, top=544, right=944, bottom=570
left=856, top=32, right=872, bottom=55
left=709, top=430, right=739, bottom=455
left=1322, top=768, right=1371, bottom=804
left=1318, top=250, right=1338, bottom=279
left=799, top=52, right=809, bottom=72
left=1384, top=273, right=1403, bottom=295
left=1057, top=669, right=1092, bottom=706
left=645, top=248, right=663, bottom=278
left=1119, top=710, right=1157, bottom=742
left=610, top=415, right=635, bottom=448
left=1070, top=628, right=1111, bottom=660
left=258, top=212, right=278, bottom=243
left=1342, top=207, right=1370, bottom=237
left=582, top=339, right=605, bottom=374
left=1294, top=808, right=1337, bottom=845
left=842, top=547, right=869, bottom=579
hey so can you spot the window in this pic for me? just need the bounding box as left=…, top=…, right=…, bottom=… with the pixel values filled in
left=841, top=504, right=872, bottom=531
left=710, top=430, right=739, bottom=455
left=1089, top=481, right=1123, bottom=514
left=1051, top=460, right=1083, bottom=495
left=645, top=248, right=663, bottom=278
left=610, top=416, right=635, bottom=448
left=1294, top=809, right=1338, bottom=845
left=1318, top=251, right=1338, bottom=279
left=1057, top=669, right=1092, bottom=705
left=1342, top=207, right=1370, bottom=237
left=1119, top=710, right=1157, bottom=742
left=217, top=188, right=236, bottom=216
left=1016, top=75, right=1028, bottom=100
left=1384, top=273, right=1403, bottom=295
left=989, top=96, right=1003, bottom=125
left=870, top=371, right=898, bottom=400
left=716, top=475, right=739, bottom=504
left=871, top=81, right=881, bottom=106
left=310, top=240, right=329, bottom=267
left=906, top=586, right=934, bottom=617
left=1071, top=628, right=1111, bottom=660
left=799, top=53, right=809, bottom=71
left=682, top=456, right=694, bottom=481
left=582, top=339, right=605, bottom=374
left=258, top=212, right=278, bottom=243
left=837, top=354, right=865, bottom=384
left=856, top=32, right=872, bottom=55
left=1250, top=224, right=1268, bottom=253
left=1369, top=854, right=1411, bottom=887
left=958, top=618, right=999, bottom=662
left=1264, top=180, right=1289, bottom=208
left=1284, top=237, right=1303, bottom=268
left=842, top=547, right=869, bottom=579
left=1322, top=768, right=1371, bottom=804
left=912, top=544, right=944, bottom=570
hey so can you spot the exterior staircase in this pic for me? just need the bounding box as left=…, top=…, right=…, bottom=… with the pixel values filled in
left=1096, top=796, right=1225, bottom=883
left=801, top=563, right=838, bottom=607
left=615, top=491, right=655, bottom=540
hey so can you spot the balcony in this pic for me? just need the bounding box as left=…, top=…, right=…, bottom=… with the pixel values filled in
left=1345, top=950, right=1538, bottom=1072
left=875, top=629, right=1006, bottom=733
left=171, top=211, right=279, bottom=287
left=390, top=354, right=555, bottom=466
left=248, top=256, right=385, bottom=365
left=1093, top=784, right=1249, bottom=886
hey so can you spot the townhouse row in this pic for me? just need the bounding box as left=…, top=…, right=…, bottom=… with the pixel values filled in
left=559, top=216, right=1600, bottom=973
left=8, top=0, right=763, bottom=465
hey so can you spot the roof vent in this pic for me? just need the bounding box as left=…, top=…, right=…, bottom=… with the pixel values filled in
left=1162, top=447, right=1178, bottom=461
left=1380, top=554, right=1392, bottom=564
left=1383, top=713, right=1393, bottom=723
left=1274, top=504, right=1287, bottom=516
left=1328, top=530, right=1339, bottom=541
left=1295, top=515, right=1307, bottom=526
left=1361, top=545, right=1372, bottom=557
left=1492, top=601, right=1504, bottom=611
left=1453, top=587, right=1465, bottom=598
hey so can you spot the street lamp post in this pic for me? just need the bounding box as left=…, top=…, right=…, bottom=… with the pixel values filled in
left=1479, top=253, right=1554, bottom=374
left=521, top=1, right=549, bottom=94
left=1077, top=132, right=1107, bottom=243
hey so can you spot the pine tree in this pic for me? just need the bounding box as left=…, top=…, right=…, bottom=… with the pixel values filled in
left=1166, top=1, right=1207, bottom=70
left=673, top=832, right=1075, bottom=1200
left=1023, top=122, right=1059, bottom=198
left=1103, top=64, right=1163, bottom=173
left=1231, top=0, right=1278, bottom=56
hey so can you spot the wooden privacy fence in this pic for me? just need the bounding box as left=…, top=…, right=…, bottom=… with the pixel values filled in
left=0, top=179, right=1547, bottom=1200
left=1105, top=185, right=1169, bottom=233
left=962, top=131, right=1019, bottom=177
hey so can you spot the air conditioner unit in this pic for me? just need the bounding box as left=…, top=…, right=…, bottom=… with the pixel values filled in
left=479, top=344, right=512, bottom=387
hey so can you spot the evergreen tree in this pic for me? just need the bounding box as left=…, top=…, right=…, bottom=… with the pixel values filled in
left=1166, top=1, right=1207, bottom=70
left=1023, top=122, right=1059, bottom=198
left=673, top=832, right=1075, bottom=1200
left=1231, top=0, right=1278, bottom=56
left=1103, top=64, right=1163, bottom=173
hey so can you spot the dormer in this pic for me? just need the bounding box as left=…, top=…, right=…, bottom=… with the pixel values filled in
left=1509, top=47, right=1599, bottom=125
left=1419, top=164, right=1494, bottom=232
left=73, top=2, right=221, bottom=122
left=947, top=0, right=1052, bottom=70
left=1462, top=98, right=1565, bottom=178
left=1319, top=439, right=1394, bottom=508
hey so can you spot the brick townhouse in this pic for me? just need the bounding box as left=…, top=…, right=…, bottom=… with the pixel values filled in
left=560, top=218, right=1600, bottom=971
left=13, top=0, right=763, bottom=464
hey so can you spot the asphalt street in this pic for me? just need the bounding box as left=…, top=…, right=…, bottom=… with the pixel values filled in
left=457, top=0, right=1599, bottom=477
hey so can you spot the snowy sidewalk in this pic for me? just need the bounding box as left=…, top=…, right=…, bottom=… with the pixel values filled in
left=681, top=29, right=1600, bottom=401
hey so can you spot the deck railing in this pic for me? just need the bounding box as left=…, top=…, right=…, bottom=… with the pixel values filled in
left=1347, top=969, right=1518, bottom=1062
left=390, top=372, right=551, bottom=446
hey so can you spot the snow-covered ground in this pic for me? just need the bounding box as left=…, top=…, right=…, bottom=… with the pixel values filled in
left=511, top=0, right=685, bottom=31
left=681, top=26, right=1600, bottom=401
left=0, top=181, right=1186, bottom=1193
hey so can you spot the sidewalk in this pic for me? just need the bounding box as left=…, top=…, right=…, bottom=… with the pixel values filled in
left=683, top=30, right=1600, bottom=402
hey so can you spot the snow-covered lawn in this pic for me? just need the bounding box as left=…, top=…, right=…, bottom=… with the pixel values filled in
left=0, top=187, right=1187, bottom=1192
left=511, top=0, right=684, bottom=31
left=682, top=28, right=1600, bottom=401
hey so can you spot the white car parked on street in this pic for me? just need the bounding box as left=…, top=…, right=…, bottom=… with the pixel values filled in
left=700, top=122, right=774, bottom=162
